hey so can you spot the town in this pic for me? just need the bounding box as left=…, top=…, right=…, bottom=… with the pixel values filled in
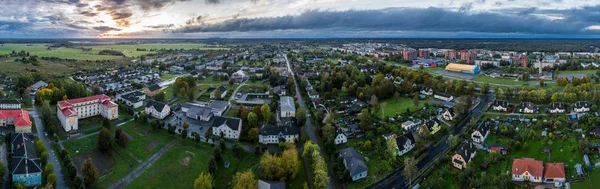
left=0, top=38, right=599, bottom=189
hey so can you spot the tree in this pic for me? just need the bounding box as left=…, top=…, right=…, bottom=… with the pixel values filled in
left=47, top=174, right=57, bottom=188
left=233, top=170, right=258, bottom=189
left=358, top=109, right=372, bottom=131
left=153, top=92, right=165, bottom=102
left=183, top=122, right=190, bottom=130
left=404, top=157, right=418, bottom=188
left=413, top=94, right=420, bottom=109
left=260, top=152, right=284, bottom=180
left=102, top=119, right=111, bottom=129
left=261, top=104, right=271, bottom=123
left=296, top=108, right=306, bottom=127
left=97, top=127, right=112, bottom=152
left=386, top=138, right=398, bottom=161
left=81, top=157, right=99, bottom=189
left=370, top=95, right=379, bottom=107
left=380, top=102, right=387, bottom=120
left=248, top=127, right=259, bottom=141
left=115, top=128, right=123, bottom=140
left=194, top=172, right=213, bottom=189
left=118, top=132, right=128, bottom=147
left=247, top=112, right=259, bottom=128
left=208, top=156, right=217, bottom=175
left=281, top=144, right=301, bottom=180
left=213, top=147, right=222, bottom=163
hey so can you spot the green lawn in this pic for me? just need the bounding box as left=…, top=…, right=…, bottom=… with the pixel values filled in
left=0, top=44, right=126, bottom=60
left=423, top=67, right=444, bottom=73
left=380, top=98, right=425, bottom=117
left=160, top=74, right=176, bottom=80
left=214, top=149, right=262, bottom=189
left=125, top=144, right=212, bottom=189
left=557, top=70, right=599, bottom=76
left=571, top=167, right=600, bottom=189
left=472, top=75, right=538, bottom=85
left=62, top=136, right=98, bottom=156
left=98, top=143, right=141, bottom=189
left=119, top=122, right=174, bottom=160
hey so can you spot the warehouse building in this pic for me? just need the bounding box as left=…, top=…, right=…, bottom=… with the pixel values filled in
left=445, top=63, right=480, bottom=74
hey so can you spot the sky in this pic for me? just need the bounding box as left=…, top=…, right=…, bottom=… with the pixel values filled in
left=1, top=0, right=600, bottom=38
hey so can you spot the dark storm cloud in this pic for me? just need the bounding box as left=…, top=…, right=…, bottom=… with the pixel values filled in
left=93, top=26, right=121, bottom=32
left=64, top=23, right=88, bottom=30
left=111, top=12, right=133, bottom=20
left=137, top=0, right=191, bottom=10
left=79, top=11, right=98, bottom=17
left=174, top=8, right=600, bottom=35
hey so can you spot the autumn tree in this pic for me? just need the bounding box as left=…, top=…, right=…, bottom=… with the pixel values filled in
left=295, top=108, right=306, bottom=127
left=281, top=144, right=301, bottom=180
left=81, top=157, right=99, bottom=188
left=259, top=152, right=284, bottom=180
left=248, top=128, right=259, bottom=141
left=386, top=138, right=398, bottom=161
left=261, top=104, right=271, bottom=123
left=194, top=172, right=213, bottom=189
left=118, top=131, right=128, bottom=147
left=97, top=127, right=112, bottom=152
left=248, top=112, right=259, bottom=128
left=233, top=170, right=258, bottom=189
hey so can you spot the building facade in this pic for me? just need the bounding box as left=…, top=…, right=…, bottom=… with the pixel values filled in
left=57, top=94, right=118, bottom=132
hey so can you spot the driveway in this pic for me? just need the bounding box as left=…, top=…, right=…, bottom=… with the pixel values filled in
left=30, top=105, right=68, bottom=189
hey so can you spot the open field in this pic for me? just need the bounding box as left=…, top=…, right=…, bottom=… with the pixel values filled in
left=557, top=70, right=598, bottom=76
left=125, top=144, right=212, bottom=189
left=472, top=75, right=538, bottom=85
left=0, top=58, right=129, bottom=77
left=380, top=97, right=425, bottom=117
left=82, top=43, right=230, bottom=57
left=119, top=121, right=173, bottom=160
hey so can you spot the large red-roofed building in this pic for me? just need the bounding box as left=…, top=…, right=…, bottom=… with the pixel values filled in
left=57, top=94, right=118, bottom=132
left=0, top=110, right=32, bottom=133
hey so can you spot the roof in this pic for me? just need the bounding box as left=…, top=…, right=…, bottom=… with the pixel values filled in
left=10, top=133, right=36, bottom=158
left=446, top=63, right=477, bottom=71
left=58, top=94, right=111, bottom=108
left=147, top=84, right=161, bottom=92
left=519, top=102, right=535, bottom=109
left=340, top=147, right=368, bottom=176
left=455, top=140, right=476, bottom=163
left=549, top=102, right=565, bottom=110
left=259, top=119, right=299, bottom=136
left=188, top=106, right=213, bottom=118
left=0, top=110, right=31, bottom=127
left=11, top=158, right=42, bottom=175
left=121, top=91, right=144, bottom=103
left=280, top=96, right=295, bottom=112
left=512, top=158, right=543, bottom=177
left=212, top=116, right=241, bottom=131
left=61, top=108, right=78, bottom=117
left=30, top=81, right=47, bottom=89
left=258, top=180, right=286, bottom=189
left=396, top=133, right=415, bottom=152
left=102, top=100, right=117, bottom=108
left=146, top=100, right=168, bottom=112
left=0, top=98, right=20, bottom=105
left=544, top=163, right=565, bottom=179
left=425, top=118, right=439, bottom=131
left=474, top=121, right=490, bottom=136
left=434, top=92, right=452, bottom=98
left=493, top=100, right=508, bottom=107
left=575, top=101, right=592, bottom=109
left=208, top=100, right=229, bottom=110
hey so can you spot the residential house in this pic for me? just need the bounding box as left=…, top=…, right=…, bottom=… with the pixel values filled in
left=340, top=96, right=357, bottom=104
left=280, top=96, right=296, bottom=118
left=0, top=110, right=32, bottom=133
left=211, top=86, right=227, bottom=99
left=434, top=92, right=453, bottom=102
left=28, top=81, right=48, bottom=95
left=548, top=102, right=566, bottom=114
left=273, top=85, right=286, bottom=96
left=308, top=90, right=320, bottom=99
left=512, top=158, right=544, bottom=182
left=208, top=100, right=230, bottom=116
left=334, top=129, right=348, bottom=145
left=186, top=106, right=213, bottom=121
left=471, top=121, right=490, bottom=143
left=117, top=91, right=145, bottom=108
left=10, top=133, right=42, bottom=187
left=442, top=108, right=456, bottom=121
left=144, top=84, right=162, bottom=97
left=395, top=133, right=415, bottom=157
left=339, top=147, right=368, bottom=181
left=258, top=180, right=285, bottom=189
left=402, top=121, right=417, bottom=131
left=57, top=94, right=118, bottom=132
left=518, top=102, right=536, bottom=113
left=169, top=66, right=184, bottom=73
left=574, top=101, right=592, bottom=113
left=491, top=100, right=509, bottom=112
left=544, top=163, right=566, bottom=183
left=258, top=118, right=299, bottom=144
left=452, top=140, right=477, bottom=170
left=145, top=100, right=170, bottom=119
left=421, top=118, right=441, bottom=135
left=212, top=116, right=242, bottom=139
left=0, top=99, right=21, bottom=109
left=420, top=87, right=434, bottom=96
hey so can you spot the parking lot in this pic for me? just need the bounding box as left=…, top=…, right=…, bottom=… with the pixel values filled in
left=164, top=110, right=210, bottom=138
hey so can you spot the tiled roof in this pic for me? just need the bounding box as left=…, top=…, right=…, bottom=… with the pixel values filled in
left=212, top=116, right=241, bottom=131
left=58, top=94, right=111, bottom=108
left=61, top=108, right=78, bottom=117
left=544, top=163, right=565, bottom=179
left=512, top=158, right=543, bottom=177
left=0, top=110, right=31, bottom=127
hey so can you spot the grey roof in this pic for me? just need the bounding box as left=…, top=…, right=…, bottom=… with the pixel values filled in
left=0, top=98, right=20, bottom=105
left=280, top=96, right=295, bottom=112
left=258, top=180, right=286, bottom=189
left=11, top=158, right=42, bottom=175
left=188, top=106, right=213, bottom=118
left=519, top=102, right=535, bottom=109
left=10, top=133, right=41, bottom=176
left=549, top=102, right=565, bottom=110
left=259, top=119, right=299, bottom=136
left=434, top=92, right=452, bottom=98
left=30, top=81, right=47, bottom=90
left=147, top=84, right=161, bottom=92
left=455, top=140, right=476, bottom=164
left=493, top=100, right=508, bottom=107
left=396, top=133, right=415, bottom=152
left=211, top=116, right=241, bottom=131
left=339, top=147, right=368, bottom=176
left=575, top=101, right=592, bottom=109
left=209, top=100, right=229, bottom=111
left=474, top=121, right=491, bottom=137
left=146, top=100, right=168, bottom=112
left=121, top=91, right=144, bottom=103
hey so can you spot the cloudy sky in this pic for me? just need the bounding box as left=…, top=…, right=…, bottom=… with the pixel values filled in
left=1, top=0, right=600, bottom=38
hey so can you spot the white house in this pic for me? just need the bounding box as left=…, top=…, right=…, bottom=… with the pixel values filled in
left=544, top=163, right=566, bottom=183
left=0, top=99, right=21, bottom=110
left=402, top=121, right=417, bottom=131
left=491, top=100, right=509, bottom=112
left=434, top=92, right=453, bottom=102
left=574, top=101, right=592, bottom=113
left=118, top=91, right=145, bottom=109
left=419, top=87, right=433, bottom=96
left=280, top=96, right=295, bottom=118
left=258, top=119, right=299, bottom=144
left=548, top=102, right=566, bottom=114
left=340, top=147, right=368, bottom=181
left=211, top=86, right=227, bottom=99
left=145, top=100, right=170, bottom=119
left=471, top=122, right=490, bottom=143
left=512, top=158, right=544, bottom=183
left=518, top=102, right=536, bottom=113
left=442, top=108, right=456, bottom=121
left=57, top=94, right=118, bottom=132
left=395, top=133, right=415, bottom=157
left=212, top=116, right=242, bottom=139
left=334, top=130, right=348, bottom=145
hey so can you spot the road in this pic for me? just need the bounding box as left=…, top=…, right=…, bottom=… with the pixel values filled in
left=285, top=56, right=335, bottom=189
left=30, top=102, right=68, bottom=189
left=228, top=79, right=248, bottom=102
left=368, top=94, right=494, bottom=189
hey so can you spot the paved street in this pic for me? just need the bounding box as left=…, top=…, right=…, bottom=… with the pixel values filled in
left=30, top=104, right=68, bottom=189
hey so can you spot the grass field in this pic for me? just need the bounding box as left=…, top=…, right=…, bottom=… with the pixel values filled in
left=557, top=70, right=598, bottom=76
left=380, top=97, right=425, bottom=117
left=214, top=149, right=262, bottom=188
left=472, top=75, right=539, bottom=85
left=125, top=144, right=212, bottom=189
left=119, top=121, right=174, bottom=160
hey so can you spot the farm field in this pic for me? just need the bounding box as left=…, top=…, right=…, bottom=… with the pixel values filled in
left=0, top=44, right=126, bottom=60
left=0, top=58, right=128, bottom=77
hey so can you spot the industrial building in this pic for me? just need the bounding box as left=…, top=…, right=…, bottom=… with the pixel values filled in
left=445, top=63, right=480, bottom=74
